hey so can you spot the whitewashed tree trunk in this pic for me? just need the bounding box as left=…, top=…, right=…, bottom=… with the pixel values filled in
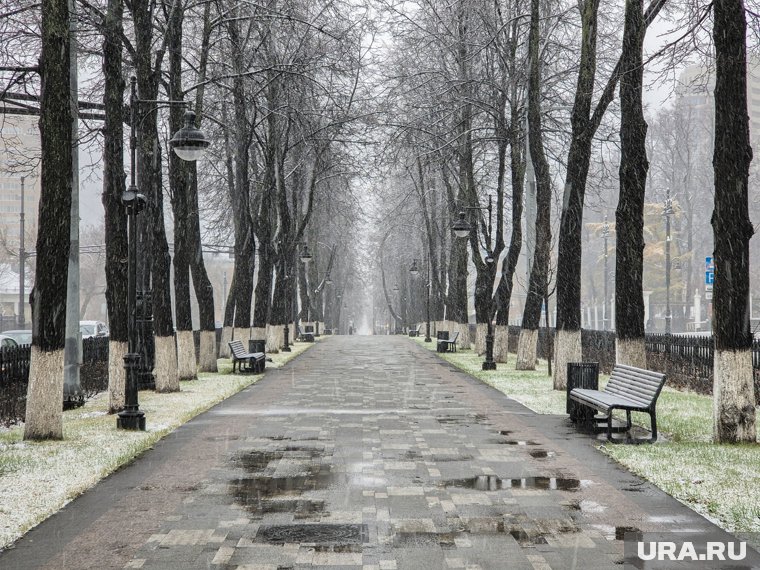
left=714, top=350, right=756, bottom=442
left=24, top=348, right=64, bottom=440
left=266, top=324, right=283, bottom=353
left=219, top=326, right=233, bottom=358
left=198, top=330, right=217, bottom=372
left=234, top=327, right=250, bottom=348
left=108, top=340, right=128, bottom=413
left=553, top=329, right=582, bottom=390
left=176, top=330, right=197, bottom=381
left=475, top=323, right=487, bottom=355
left=615, top=337, right=646, bottom=368
left=515, top=328, right=538, bottom=370
left=493, top=325, right=509, bottom=363
left=251, top=326, right=266, bottom=341
left=456, top=322, right=471, bottom=349
left=154, top=335, right=179, bottom=393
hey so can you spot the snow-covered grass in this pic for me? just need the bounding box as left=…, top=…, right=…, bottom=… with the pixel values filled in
left=0, top=340, right=313, bottom=550
left=414, top=337, right=760, bottom=533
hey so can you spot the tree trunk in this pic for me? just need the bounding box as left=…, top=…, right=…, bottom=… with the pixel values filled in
left=495, top=100, right=524, bottom=327
left=131, top=0, right=177, bottom=393
left=517, top=0, right=551, bottom=371
left=615, top=0, right=648, bottom=369
left=101, top=0, right=128, bottom=412
left=24, top=0, right=72, bottom=441
left=712, top=0, right=755, bottom=443
left=167, top=3, right=196, bottom=381
left=227, top=13, right=255, bottom=339
left=553, top=0, right=600, bottom=389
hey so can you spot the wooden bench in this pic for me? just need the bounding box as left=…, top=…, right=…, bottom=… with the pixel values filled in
left=408, top=324, right=421, bottom=337
left=436, top=331, right=459, bottom=353
left=568, top=364, right=666, bottom=443
left=228, top=340, right=265, bottom=374
left=297, top=326, right=315, bottom=343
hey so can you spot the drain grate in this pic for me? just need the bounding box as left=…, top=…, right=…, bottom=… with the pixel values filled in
left=255, top=523, right=369, bottom=545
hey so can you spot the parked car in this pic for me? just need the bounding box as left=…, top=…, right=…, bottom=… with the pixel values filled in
left=2, top=330, right=32, bottom=345
left=80, top=321, right=109, bottom=339
left=0, top=335, right=19, bottom=349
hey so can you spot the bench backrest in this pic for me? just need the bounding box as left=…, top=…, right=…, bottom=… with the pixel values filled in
left=449, top=331, right=459, bottom=343
left=228, top=340, right=247, bottom=358
left=603, top=364, right=666, bottom=409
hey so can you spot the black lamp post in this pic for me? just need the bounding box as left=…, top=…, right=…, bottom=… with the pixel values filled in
left=663, top=190, right=674, bottom=335
left=117, top=77, right=209, bottom=431
left=452, top=196, right=496, bottom=371
left=409, top=258, right=432, bottom=342
left=601, top=216, right=610, bottom=331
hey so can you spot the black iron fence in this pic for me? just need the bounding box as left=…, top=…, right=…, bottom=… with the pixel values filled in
left=0, top=337, right=111, bottom=426
left=507, top=326, right=760, bottom=404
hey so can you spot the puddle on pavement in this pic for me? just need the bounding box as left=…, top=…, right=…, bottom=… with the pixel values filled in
left=498, top=439, right=540, bottom=446
left=499, top=430, right=513, bottom=436
left=529, top=449, right=556, bottom=459
left=441, top=475, right=584, bottom=491
left=589, top=524, right=642, bottom=541
left=509, top=529, right=549, bottom=546
left=232, top=446, right=325, bottom=472
left=393, top=532, right=458, bottom=548
left=436, top=414, right=490, bottom=425
left=255, top=524, right=369, bottom=545
left=431, top=454, right=474, bottom=462
left=565, top=499, right=607, bottom=513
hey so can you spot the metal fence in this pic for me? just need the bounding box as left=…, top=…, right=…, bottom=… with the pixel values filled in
left=507, top=326, right=760, bottom=404
left=0, top=337, right=111, bottom=426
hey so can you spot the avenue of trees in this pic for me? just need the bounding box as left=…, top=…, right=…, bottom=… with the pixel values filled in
left=368, top=0, right=757, bottom=444
left=0, top=0, right=757, bottom=444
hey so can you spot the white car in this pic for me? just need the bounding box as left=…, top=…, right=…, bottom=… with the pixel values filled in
left=80, top=321, right=109, bottom=339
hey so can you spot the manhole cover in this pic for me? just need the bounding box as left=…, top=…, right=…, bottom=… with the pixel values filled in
left=255, top=524, right=369, bottom=545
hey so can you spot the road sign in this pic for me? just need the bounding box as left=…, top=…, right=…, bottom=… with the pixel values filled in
left=705, top=256, right=714, bottom=285
left=706, top=291, right=713, bottom=301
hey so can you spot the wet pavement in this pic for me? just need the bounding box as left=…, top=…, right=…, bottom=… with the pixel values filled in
left=0, top=336, right=737, bottom=569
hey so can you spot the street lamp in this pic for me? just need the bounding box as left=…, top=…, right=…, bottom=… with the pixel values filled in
left=409, top=257, right=432, bottom=342
left=117, top=77, right=209, bottom=431
left=300, top=245, right=313, bottom=264
left=451, top=197, right=496, bottom=371
left=601, top=216, right=610, bottom=331
left=663, top=190, right=674, bottom=335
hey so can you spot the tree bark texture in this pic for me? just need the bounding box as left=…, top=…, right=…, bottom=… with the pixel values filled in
left=227, top=14, right=255, bottom=332
left=189, top=0, right=217, bottom=372
left=101, top=0, right=128, bottom=411
left=615, top=0, right=648, bottom=366
left=712, top=0, right=755, bottom=442
left=167, top=4, right=196, bottom=381
left=517, top=0, right=551, bottom=370
left=553, top=0, right=600, bottom=389
left=24, top=0, right=72, bottom=441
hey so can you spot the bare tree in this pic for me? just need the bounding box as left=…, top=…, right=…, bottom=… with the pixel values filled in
left=24, top=0, right=72, bottom=440
left=614, top=0, right=649, bottom=367
left=711, top=0, right=755, bottom=443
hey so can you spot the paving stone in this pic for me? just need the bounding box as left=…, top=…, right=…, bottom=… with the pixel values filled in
left=0, top=336, right=747, bottom=570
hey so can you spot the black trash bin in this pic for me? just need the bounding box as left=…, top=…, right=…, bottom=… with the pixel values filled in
left=566, top=362, right=599, bottom=423
left=249, top=339, right=266, bottom=354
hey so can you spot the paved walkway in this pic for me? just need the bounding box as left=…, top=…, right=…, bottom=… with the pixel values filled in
left=0, top=336, right=735, bottom=569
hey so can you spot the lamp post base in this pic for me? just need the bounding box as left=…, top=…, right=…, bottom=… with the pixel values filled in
left=282, top=324, right=291, bottom=352
left=424, top=337, right=432, bottom=343
left=482, top=329, right=496, bottom=370
left=117, top=410, right=146, bottom=431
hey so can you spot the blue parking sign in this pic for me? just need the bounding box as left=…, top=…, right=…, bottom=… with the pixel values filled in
left=706, top=271, right=714, bottom=285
